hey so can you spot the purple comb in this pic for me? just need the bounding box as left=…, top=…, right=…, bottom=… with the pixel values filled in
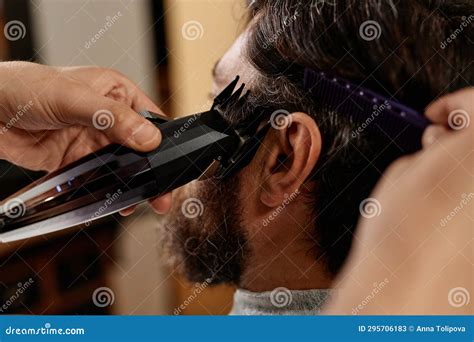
left=304, top=68, right=431, bottom=153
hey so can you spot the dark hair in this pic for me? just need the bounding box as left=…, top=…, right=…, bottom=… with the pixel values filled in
left=240, top=0, right=473, bottom=274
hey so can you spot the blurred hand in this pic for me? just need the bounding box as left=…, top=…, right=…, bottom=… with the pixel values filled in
left=423, top=87, right=473, bottom=143
left=326, top=88, right=473, bottom=314
left=0, top=61, right=171, bottom=214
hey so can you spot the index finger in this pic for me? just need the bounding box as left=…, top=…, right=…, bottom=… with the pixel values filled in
left=62, top=66, right=165, bottom=115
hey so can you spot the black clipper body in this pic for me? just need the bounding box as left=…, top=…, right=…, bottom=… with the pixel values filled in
left=0, top=77, right=265, bottom=242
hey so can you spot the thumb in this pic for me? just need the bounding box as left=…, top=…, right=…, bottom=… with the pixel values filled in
left=93, top=104, right=162, bottom=151
left=425, top=87, right=474, bottom=127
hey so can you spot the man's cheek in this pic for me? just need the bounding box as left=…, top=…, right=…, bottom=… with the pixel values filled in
left=234, top=168, right=260, bottom=220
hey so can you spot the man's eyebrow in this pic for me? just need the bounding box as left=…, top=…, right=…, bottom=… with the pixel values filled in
left=212, top=58, right=221, bottom=80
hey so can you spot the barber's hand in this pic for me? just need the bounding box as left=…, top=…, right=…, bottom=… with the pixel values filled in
left=373, top=87, right=474, bottom=182
left=0, top=61, right=171, bottom=214
left=423, top=87, right=473, bottom=143
left=325, top=88, right=473, bottom=314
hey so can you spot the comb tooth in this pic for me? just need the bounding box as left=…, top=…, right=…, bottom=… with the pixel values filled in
left=219, top=83, right=246, bottom=114
left=236, top=90, right=250, bottom=107
left=213, top=75, right=240, bottom=107
left=227, top=83, right=245, bottom=104
left=303, top=68, right=317, bottom=89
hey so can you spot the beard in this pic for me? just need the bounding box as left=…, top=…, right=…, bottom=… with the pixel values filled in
left=159, top=175, right=248, bottom=285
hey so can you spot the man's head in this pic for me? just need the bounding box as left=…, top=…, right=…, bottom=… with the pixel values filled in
left=161, top=0, right=472, bottom=291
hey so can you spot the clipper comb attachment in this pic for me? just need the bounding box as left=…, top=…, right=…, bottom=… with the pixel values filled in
left=212, top=76, right=250, bottom=118
left=206, top=76, right=271, bottom=179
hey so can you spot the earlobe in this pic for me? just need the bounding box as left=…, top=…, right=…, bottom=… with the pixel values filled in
left=260, top=112, right=321, bottom=208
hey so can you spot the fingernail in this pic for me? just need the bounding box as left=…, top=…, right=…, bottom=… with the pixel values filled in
left=422, top=125, right=446, bottom=148
left=133, top=121, right=160, bottom=147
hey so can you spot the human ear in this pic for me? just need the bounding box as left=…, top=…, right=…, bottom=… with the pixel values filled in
left=259, top=112, right=322, bottom=207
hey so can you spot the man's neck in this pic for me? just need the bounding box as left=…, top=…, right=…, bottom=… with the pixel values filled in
left=239, top=234, right=333, bottom=292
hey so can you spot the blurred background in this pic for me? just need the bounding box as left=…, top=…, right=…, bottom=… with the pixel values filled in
left=0, top=0, right=248, bottom=315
